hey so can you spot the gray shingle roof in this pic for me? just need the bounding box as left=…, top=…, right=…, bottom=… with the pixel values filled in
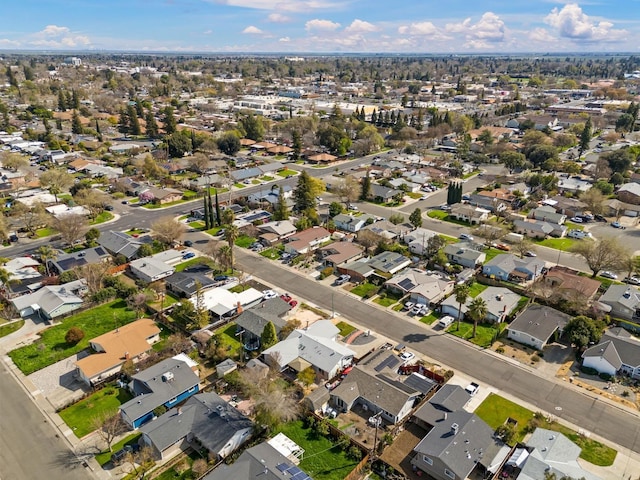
left=98, top=230, right=142, bottom=259
left=165, top=271, right=216, bottom=297
left=235, top=298, right=292, bottom=337
left=583, top=328, right=640, bottom=369
left=508, top=304, right=571, bottom=343
left=412, top=384, right=470, bottom=426
left=599, top=284, right=640, bottom=311
left=120, top=357, right=200, bottom=424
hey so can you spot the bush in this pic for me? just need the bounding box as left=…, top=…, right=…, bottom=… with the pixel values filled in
left=92, top=286, right=117, bottom=303
left=153, top=405, right=167, bottom=417
left=65, top=327, right=85, bottom=344
left=622, top=390, right=630, bottom=397
left=598, top=372, right=612, bottom=381
left=496, top=346, right=505, bottom=354
left=580, top=365, right=599, bottom=376
left=347, top=445, right=363, bottom=461
left=319, top=266, right=334, bottom=280
left=531, top=355, right=540, bottom=363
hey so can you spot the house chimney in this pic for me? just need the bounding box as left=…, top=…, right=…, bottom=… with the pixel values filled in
left=177, top=407, right=182, bottom=416
left=124, top=352, right=130, bottom=360
left=236, top=301, right=243, bottom=314
left=443, top=412, right=448, bottom=421
left=451, top=423, right=459, bottom=435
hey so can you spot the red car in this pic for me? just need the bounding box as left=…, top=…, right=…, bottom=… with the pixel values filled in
left=280, top=293, right=292, bottom=303
left=496, top=243, right=511, bottom=251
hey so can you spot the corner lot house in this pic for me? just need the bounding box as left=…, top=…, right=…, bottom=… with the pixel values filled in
left=482, top=254, right=545, bottom=283
left=48, top=246, right=111, bottom=275
left=256, top=220, right=297, bottom=244
left=120, top=354, right=200, bottom=428
left=332, top=213, right=373, bottom=233
left=11, top=280, right=87, bottom=319
left=449, top=203, right=490, bottom=225
left=617, top=182, right=640, bottom=205
left=139, top=392, right=253, bottom=461
left=513, top=219, right=555, bottom=239
left=261, top=320, right=355, bottom=381
left=75, top=318, right=161, bottom=386
left=543, top=266, right=601, bottom=302
left=599, top=285, right=640, bottom=322
left=507, top=304, right=571, bottom=350
left=582, top=327, right=640, bottom=379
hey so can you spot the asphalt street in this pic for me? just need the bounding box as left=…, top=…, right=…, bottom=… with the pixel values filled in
left=0, top=360, right=91, bottom=480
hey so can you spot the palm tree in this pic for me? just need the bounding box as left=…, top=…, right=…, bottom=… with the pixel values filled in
left=453, top=284, right=470, bottom=331
left=224, top=224, right=239, bottom=272
left=468, top=297, right=488, bottom=339
left=36, top=245, right=57, bottom=276
left=215, top=245, right=233, bottom=272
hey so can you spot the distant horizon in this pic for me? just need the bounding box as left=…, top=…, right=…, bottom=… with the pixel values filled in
left=2, top=1, right=639, bottom=54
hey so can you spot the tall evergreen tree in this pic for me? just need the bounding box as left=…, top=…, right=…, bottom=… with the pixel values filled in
left=215, top=190, right=221, bottom=226
left=163, top=106, right=177, bottom=135
left=203, top=193, right=211, bottom=229
left=145, top=110, right=159, bottom=138
left=71, top=110, right=83, bottom=134
left=579, top=116, right=592, bottom=158
left=127, top=104, right=141, bottom=136
left=371, top=110, right=377, bottom=125
left=71, top=89, right=80, bottom=110
left=208, top=189, right=216, bottom=228
left=292, top=130, right=302, bottom=160
left=360, top=169, right=372, bottom=201
left=293, top=170, right=317, bottom=212
left=95, top=119, right=102, bottom=141
left=273, top=187, right=290, bottom=221
left=57, top=90, right=67, bottom=112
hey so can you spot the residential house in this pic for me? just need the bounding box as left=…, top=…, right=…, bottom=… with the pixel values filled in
left=482, top=254, right=545, bottom=283
left=449, top=203, right=490, bottom=225
left=370, top=183, right=402, bottom=203
left=402, top=228, right=439, bottom=255
left=412, top=384, right=472, bottom=430
left=197, top=287, right=264, bottom=319
left=11, top=280, right=87, bottom=319
left=411, top=392, right=506, bottom=480
left=120, top=355, right=201, bottom=428
left=165, top=272, right=216, bottom=298
left=189, top=174, right=226, bottom=190
left=230, top=167, right=262, bottom=183
left=234, top=298, right=293, bottom=350
left=257, top=162, right=285, bottom=175
left=330, top=349, right=422, bottom=424
left=440, top=286, right=522, bottom=323
left=556, top=175, right=592, bottom=195
left=444, top=243, right=487, bottom=268
left=256, top=220, right=297, bottom=245
left=98, top=230, right=143, bottom=260
left=466, top=193, right=508, bottom=214
left=1, top=257, right=44, bottom=299
left=75, top=318, right=161, bottom=386
left=317, top=242, right=364, bottom=267
left=507, top=304, right=571, bottom=350
left=385, top=269, right=454, bottom=306
left=332, top=213, right=375, bottom=233
left=284, top=227, right=331, bottom=255
left=139, top=186, right=183, bottom=205
left=599, top=285, right=640, bottom=322
left=513, top=219, right=557, bottom=239
left=528, top=205, right=566, bottom=225
left=48, top=246, right=111, bottom=275
left=337, top=258, right=377, bottom=284
left=617, top=182, right=640, bottom=205
left=509, top=428, right=601, bottom=480
left=367, top=251, right=412, bottom=275
left=139, top=392, right=253, bottom=461
left=543, top=196, right=587, bottom=218
left=361, top=220, right=412, bottom=241
left=261, top=320, right=355, bottom=381
left=582, top=327, right=640, bottom=379
left=202, top=438, right=312, bottom=480
left=247, top=185, right=293, bottom=207
left=389, top=178, right=421, bottom=193
left=129, top=257, right=175, bottom=283
left=542, top=266, right=601, bottom=303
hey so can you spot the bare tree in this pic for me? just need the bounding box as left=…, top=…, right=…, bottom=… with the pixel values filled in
left=127, top=292, right=150, bottom=318
left=39, top=168, right=74, bottom=202
left=151, top=216, right=186, bottom=246
left=11, top=201, right=48, bottom=236
left=191, top=458, right=208, bottom=477
left=473, top=221, right=507, bottom=244
left=570, top=237, right=627, bottom=278
left=52, top=213, right=89, bottom=247
left=74, top=188, right=108, bottom=219
left=580, top=188, right=606, bottom=216
left=188, top=152, right=209, bottom=173
left=513, top=238, right=535, bottom=258
left=92, top=412, right=128, bottom=452
left=73, top=262, right=112, bottom=295
left=333, top=175, right=360, bottom=205
left=357, top=229, right=385, bottom=253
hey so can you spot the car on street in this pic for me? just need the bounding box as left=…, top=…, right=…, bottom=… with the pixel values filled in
left=570, top=216, right=583, bottom=223
left=121, top=200, right=129, bottom=205
left=524, top=251, right=537, bottom=257
left=347, top=203, right=358, bottom=211
left=104, top=204, right=114, bottom=211
left=262, top=289, right=278, bottom=299
left=496, top=243, right=510, bottom=251
left=183, top=240, right=193, bottom=247
left=399, top=351, right=415, bottom=363
left=623, top=276, right=640, bottom=286
left=335, top=274, right=351, bottom=286
left=182, top=252, right=195, bottom=260
left=600, top=271, right=618, bottom=279
left=459, top=233, right=474, bottom=241
left=611, top=221, right=625, bottom=229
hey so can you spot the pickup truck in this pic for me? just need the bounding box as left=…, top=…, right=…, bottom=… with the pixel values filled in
left=465, top=382, right=480, bottom=396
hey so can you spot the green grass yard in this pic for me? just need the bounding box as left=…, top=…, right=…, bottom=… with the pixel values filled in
left=59, top=386, right=133, bottom=438
left=536, top=237, right=578, bottom=251
left=95, top=433, right=142, bottom=466
left=0, top=320, right=24, bottom=338
left=483, top=248, right=503, bottom=263
left=260, top=247, right=283, bottom=260
left=8, top=300, right=137, bottom=375
left=235, top=235, right=256, bottom=248
left=174, top=257, right=216, bottom=272
left=427, top=210, right=448, bottom=220
left=336, top=321, right=356, bottom=338
left=274, top=421, right=359, bottom=480
left=447, top=321, right=506, bottom=348
left=420, top=312, right=440, bottom=325
left=475, top=394, right=616, bottom=466
left=468, top=282, right=488, bottom=298
left=213, top=323, right=243, bottom=358
left=277, top=169, right=298, bottom=178
left=35, top=227, right=56, bottom=238
left=350, top=282, right=379, bottom=298
left=89, top=211, right=114, bottom=225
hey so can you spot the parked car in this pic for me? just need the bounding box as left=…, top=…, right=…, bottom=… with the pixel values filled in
left=570, top=216, right=583, bottom=223
left=262, top=289, right=278, bottom=299
left=459, top=233, right=474, bottom=241
left=404, top=301, right=415, bottom=311
left=214, top=275, right=229, bottom=282
left=399, top=351, right=415, bottom=363
left=104, top=204, right=114, bottom=211
left=183, top=240, right=193, bottom=247
left=600, top=271, right=618, bottom=279
left=182, top=252, right=196, bottom=260
left=611, top=221, right=625, bottom=229
left=594, top=214, right=607, bottom=222
left=496, top=243, right=510, bottom=251
left=437, top=315, right=455, bottom=328
left=465, top=382, right=480, bottom=396
left=335, top=274, right=351, bottom=286
left=111, top=444, right=139, bottom=465
left=623, top=276, right=640, bottom=286
left=410, top=304, right=424, bottom=315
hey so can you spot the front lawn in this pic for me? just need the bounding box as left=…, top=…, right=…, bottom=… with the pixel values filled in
left=35, top=227, right=56, bottom=238
left=277, top=169, right=298, bottom=178
left=350, top=282, right=379, bottom=298
left=235, top=235, right=256, bottom=248
left=8, top=300, right=138, bottom=375
left=0, top=320, right=24, bottom=338
left=234, top=183, right=246, bottom=189
left=536, top=237, right=578, bottom=251
left=427, top=210, right=448, bottom=220
left=152, top=449, right=204, bottom=480
left=447, top=321, right=505, bottom=348
left=59, top=386, right=133, bottom=438
left=475, top=394, right=617, bottom=466
left=336, top=321, right=356, bottom=338
left=420, top=312, right=440, bottom=325
left=483, top=248, right=503, bottom=263
left=90, top=211, right=114, bottom=225
left=260, top=247, right=283, bottom=260
left=274, top=421, right=359, bottom=480
left=406, top=192, right=422, bottom=199
left=373, top=295, right=399, bottom=307
left=564, top=221, right=584, bottom=231
left=468, top=282, right=488, bottom=298
left=95, top=433, right=142, bottom=466
left=174, top=257, right=216, bottom=272
left=188, top=221, right=205, bottom=230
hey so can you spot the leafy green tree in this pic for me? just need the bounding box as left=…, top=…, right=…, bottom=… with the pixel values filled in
left=297, top=367, right=316, bottom=386
left=293, top=170, right=324, bottom=212
left=328, top=202, right=344, bottom=217
left=273, top=187, right=290, bottom=221
left=454, top=284, right=470, bottom=331
left=388, top=213, right=405, bottom=225
left=167, top=131, right=192, bottom=157
left=500, top=151, right=528, bottom=173
left=579, top=116, right=592, bottom=158
left=564, top=315, right=604, bottom=349
left=217, top=132, right=241, bottom=155
left=468, top=297, right=488, bottom=338
left=85, top=227, right=100, bottom=244
left=65, top=327, right=85, bottom=344
left=261, top=321, right=278, bottom=350
left=601, top=149, right=633, bottom=174
left=360, top=170, right=371, bottom=201
left=409, top=208, right=423, bottom=228
left=239, top=114, right=265, bottom=141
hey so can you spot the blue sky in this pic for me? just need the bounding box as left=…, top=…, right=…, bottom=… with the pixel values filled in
left=1, top=1, right=639, bottom=53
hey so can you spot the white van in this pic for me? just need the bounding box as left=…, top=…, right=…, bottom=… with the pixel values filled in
left=438, top=315, right=455, bottom=328
left=567, top=229, right=591, bottom=239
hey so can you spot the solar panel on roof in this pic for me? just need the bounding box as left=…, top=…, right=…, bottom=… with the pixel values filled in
left=398, top=278, right=415, bottom=290
left=387, top=356, right=400, bottom=368
left=276, top=463, right=289, bottom=473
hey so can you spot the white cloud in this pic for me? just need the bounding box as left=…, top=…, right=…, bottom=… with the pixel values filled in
left=267, top=13, right=291, bottom=23
left=0, top=39, right=20, bottom=47
left=445, top=12, right=505, bottom=43
left=217, top=0, right=341, bottom=12
left=203, top=29, right=213, bottom=35
left=279, top=36, right=290, bottom=42
left=398, top=21, right=441, bottom=37
left=345, top=19, right=377, bottom=34
left=528, top=27, right=555, bottom=43
left=242, top=25, right=264, bottom=34
left=30, top=25, right=90, bottom=48
left=305, top=19, right=341, bottom=32
left=445, top=18, right=471, bottom=34
left=544, top=3, right=626, bottom=41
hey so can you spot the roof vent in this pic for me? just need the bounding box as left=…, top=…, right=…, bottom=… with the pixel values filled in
left=162, top=371, right=174, bottom=382
left=451, top=423, right=459, bottom=435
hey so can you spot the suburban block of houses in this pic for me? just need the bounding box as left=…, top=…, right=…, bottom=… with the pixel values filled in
left=507, top=304, right=571, bottom=350
left=582, top=327, right=640, bottom=379
left=482, top=254, right=545, bottom=283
